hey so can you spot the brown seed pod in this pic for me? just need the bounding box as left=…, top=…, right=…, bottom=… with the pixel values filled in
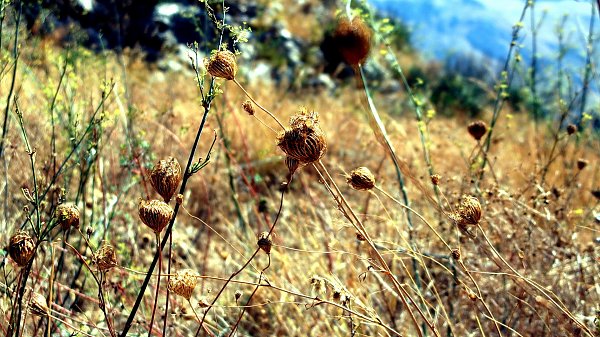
left=333, top=16, right=372, bottom=66
left=346, top=167, right=376, bottom=191
left=431, top=174, right=441, bottom=186
left=138, top=199, right=173, bottom=233
left=277, top=109, right=327, bottom=164
left=205, top=50, right=237, bottom=80
left=257, top=232, right=273, bottom=254
left=149, top=157, right=182, bottom=203
left=28, top=292, right=49, bottom=317
left=592, top=190, right=600, bottom=200
left=94, top=241, right=117, bottom=271
left=54, top=203, right=80, bottom=230
left=8, top=231, right=35, bottom=267
left=467, top=120, right=487, bottom=141
left=577, top=158, right=588, bottom=170
left=452, top=195, right=482, bottom=227
left=168, top=269, right=199, bottom=300
left=285, top=156, right=301, bottom=176
left=566, top=124, right=577, bottom=135
left=242, top=100, right=255, bottom=115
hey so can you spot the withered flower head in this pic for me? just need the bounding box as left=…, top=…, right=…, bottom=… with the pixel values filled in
left=277, top=108, right=327, bottom=164
left=54, top=203, right=80, bottom=230
left=566, top=124, right=577, bottom=135
left=168, top=269, right=199, bottom=300
left=138, top=199, right=173, bottom=233
left=577, top=158, right=588, bottom=170
left=94, top=241, right=117, bottom=271
left=242, top=100, right=255, bottom=115
left=28, top=292, right=49, bottom=317
left=257, top=232, right=273, bottom=254
left=8, top=230, right=35, bottom=267
left=431, top=174, right=441, bottom=186
left=346, top=167, right=376, bottom=191
left=451, top=195, right=482, bottom=227
left=205, top=50, right=237, bottom=80
left=149, top=157, right=182, bottom=202
left=333, top=16, right=372, bottom=66
left=467, top=121, right=487, bottom=141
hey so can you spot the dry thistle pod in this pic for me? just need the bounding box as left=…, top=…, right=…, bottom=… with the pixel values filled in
left=149, top=157, right=182, bottom=202
left=242, top=100, right=255, bottom=115
left=139, top=199, right=173, bottom=233
left=285, top=156, right=301, bottom=177
left=94, top=241, right=117, bottom=271
left=333, top=16, right=372, bottom=66
left=168, top=269, right=199, bottom=300
left=566, top=124, right=577, bottom=135
left=28, top=292, right=49, bottom=317
left=8, top=230, right=35, bottom=267
left=467, top=120, right=487, bottom=141
left=54, top=203, right=80, bottom=230
left=205, top=50, right=237, bottom=80
left=451, top=195, right=482, bottom=227
left=431, top=174, right=441, bottom=186
left=257, top=232, right=273, bottom=254
left=346, top=167, right=376, bottom=191
left=577, top=158, right=588, bottom=170
left=277, top=109, right=327, bottom=164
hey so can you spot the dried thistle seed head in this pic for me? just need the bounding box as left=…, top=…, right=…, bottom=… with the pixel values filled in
left=467, top=120, right=487, bottom=141
left=567, top=124, right=577, bottom=135
left=138, top=199, right=173, bottom=233
left=257, top=232, right=273, bottom=254
left=333, top=16, right=372, bottom=66
left=94, top=241, right=117, bottom=271
left=277, top=109, right=327, bottom=164
left=242, top=100, right=255, bottom=115
left=168, top=269, right=199, bottom=300
left=29, top=292, right=49, bottom=317
left=431, top=174, right=441, bottom=186
left=577, top=158, right=588, bottom=170
left=285, top=156, right=301, bottom=176
left=149, top=157, right=182, bottom=202
left=205, top=50, right=237, bottom=80
left=452, top=195, right=482, bottom=227
left=234, top=290, right=242, bottom=301
left=346, top=167, right=376, bottom=191
left=54, top=203, right=80, bottom=230
left=8, top=230, right=35, bottom=267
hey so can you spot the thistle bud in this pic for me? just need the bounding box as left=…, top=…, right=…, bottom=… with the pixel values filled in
left=8, top=231, right=35, bottom=267
left=346, top=167, right=375, bottom=191
left=257, top=232, right=272, bottom=254
left=94, top=241, right=117, bottom=271
left=242, top=100, right=255, bottom=115
left=168, top=269, right=199, bottom=300
left=54, top=203, right=80, bottom=230
left=467, top=121, right=487, bottom=141
left=333, top=16, right=372, bottom=66
left=138, top=199, right=173, bottom=233
left=205, top=50, right=237, bottom=80
left=149, top=157, right=182, bottom=203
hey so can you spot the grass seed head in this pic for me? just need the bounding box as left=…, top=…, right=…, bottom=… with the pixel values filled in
left=138, top=199, right=173, bottom=234
left=168, top=269, right=199, bottom=300
left=467, top=120, right=487, bottom=141
left=567, top=124, right=577, bottom=135
left=149, top=157, right=182, bottom=203
left=242, top=100, right=255, bottom=115
left=94, top=241, right=117, bottom=271
left=333, top=16, right=372, bottom=66
left=257, top=232, right=273, bottom=254
left=54, top=203, right=80, bottom=230
left=205, top=50, right=237, bottom=80
left=8, top=230, right=35, bottom=267
left=277, top=109, right=327, bottom=164
left=347, top=167, right=376, bottom=190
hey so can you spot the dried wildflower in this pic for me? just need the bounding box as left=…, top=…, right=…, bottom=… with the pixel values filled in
left=451, top=195, right=482, bottom=227
left=54, top=203, right=80, bottom=230
left=257, top=232, right=273, bottom=254
left=149, top=157, right=182, bottom=202
left=205, top=50, right=237, bottom=80
left=451, top=249, right=461, bottom=261
left=234, top=290, right=243, bottom=301
left=138, top=199, right=173, bottom=233
left=566, top=124, right=577, bottom=135
left=277, top=109, right=327, bottom=164
left=467, top=120, right=487, bottom=141
left=577, top=158, right=588, bottom=170
left=285, top=156, right=301, bottom=176
left=94, top=241, right=117, bottom=271
left=168, top=269, right=199, bottom=300
left=431, top=174, right=441, bottom=186
left=29, top=292, right=49, bottom=317
left=310, top=275, right=327, bottom=295
left=8, top=230, right=35, bottom=267
left=333, top=16, right=372, bottom=66
left=356, top=232, right=366, bottom=241
left=346, top=167, right=375, bottom=190
left=242, top=100, right=255, bottom=115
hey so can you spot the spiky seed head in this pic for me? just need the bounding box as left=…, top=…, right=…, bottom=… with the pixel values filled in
left=242, top=100, right=255, bottom=115
left=431, top=174, right=441, bottom=186
left=467, top=121, right=487, bottom=141
left=205, top=50, right=237, bottom=80
left=346, top=167, right=376, bottom=190
left=277, top=109, right=327, bottom=164
left=94, top=241, right=117, bottom=271
left=8, top=230, right=35, bottom=267
left=54, top=203, right=80, bottom=230
left=168, top=269, right=199, bottom=300
left=452, top=195, right=482, bottom=227
left=567, top=124, right=577, bottom=135
left=138, top=199, right=173, bottom=233
left=29, top=292, right=49, bottom=317
left=577, top=158, right=588, bottom=170
left=333, top=16, right=372, bottom=66
left=257, top=232, right=273, bottom=254
left=149, top=157, right=182, bottom=202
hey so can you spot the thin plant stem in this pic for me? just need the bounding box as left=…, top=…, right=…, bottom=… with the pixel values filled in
left=0, top=1, right=21, bottom=158
left=232, top=78, right=286, bottom=130
left=147, top=233, right=162, bottom=337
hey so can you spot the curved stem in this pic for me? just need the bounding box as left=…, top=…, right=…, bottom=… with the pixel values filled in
left=233, top=79, right=286, bottom=130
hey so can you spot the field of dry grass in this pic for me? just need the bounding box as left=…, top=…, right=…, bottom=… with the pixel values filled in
left=1, top=1, right=599, bottom=337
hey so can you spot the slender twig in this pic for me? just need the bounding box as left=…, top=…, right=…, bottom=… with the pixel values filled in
left=0, top=1, right=21, bottom=158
